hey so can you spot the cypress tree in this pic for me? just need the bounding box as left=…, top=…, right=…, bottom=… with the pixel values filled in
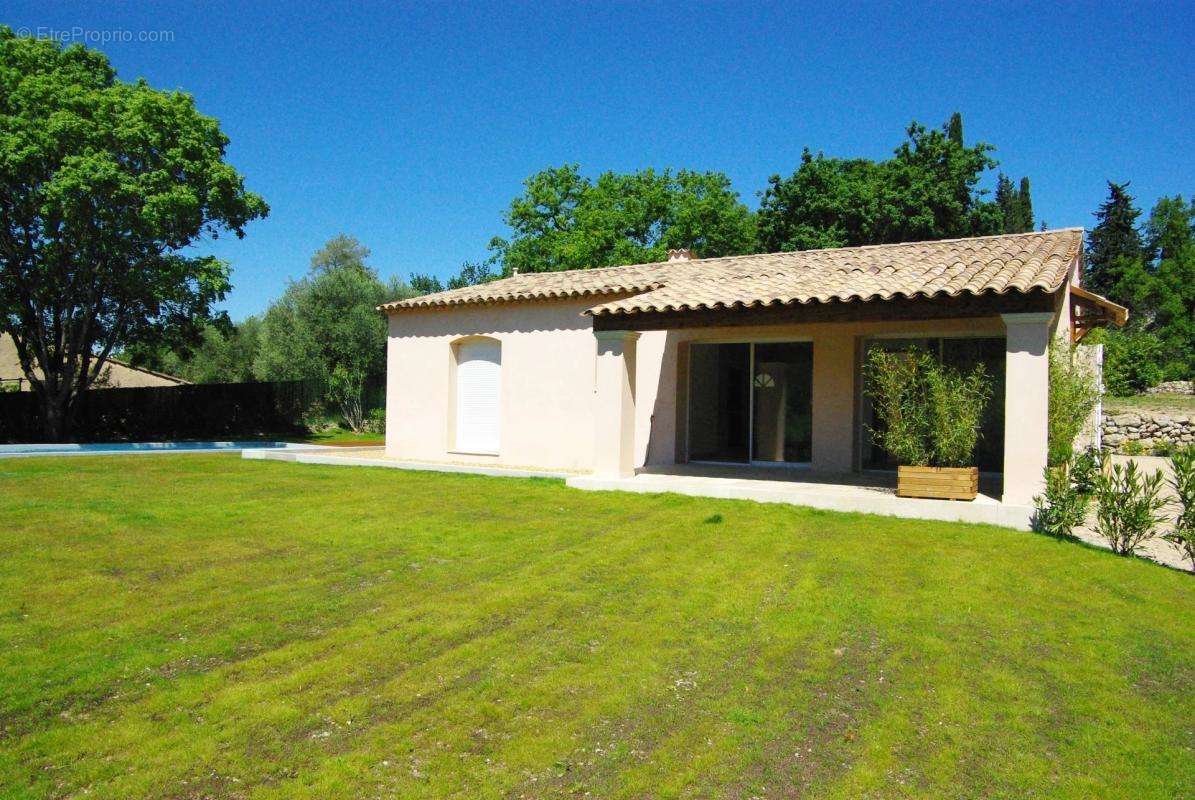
left=995, top=173, right=1015, bottom=230
left=946, top=112, right=964, bottom=146
left=995, top=173, right=1034, bottom=233
left=1017, top=176, right=1034, bottom=231
left=1085, top=181, right=1147, bottom=298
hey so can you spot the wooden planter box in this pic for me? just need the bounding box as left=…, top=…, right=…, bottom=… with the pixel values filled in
left=896, top=465, right=979, bottom=501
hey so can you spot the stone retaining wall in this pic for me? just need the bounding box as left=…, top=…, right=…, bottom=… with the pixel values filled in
left=1102, top=409, right=1195, bottom=451
left=1145, top=380, right=1194, bottom=395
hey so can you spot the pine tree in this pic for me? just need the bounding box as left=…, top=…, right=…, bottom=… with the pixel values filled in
left=1085, top=181, right=1147, bottom=299
left=1143, top=197, right=1195, bottom=378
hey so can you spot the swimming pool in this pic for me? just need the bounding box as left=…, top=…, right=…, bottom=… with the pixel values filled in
left=0, top=441, right=323, bottom=458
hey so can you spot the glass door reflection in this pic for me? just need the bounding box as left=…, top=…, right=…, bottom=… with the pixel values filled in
left=751, top=342, right=813, bottom=464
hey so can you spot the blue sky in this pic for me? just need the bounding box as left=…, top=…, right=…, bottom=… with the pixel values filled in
left=6, top=1, right=1193, bottom=320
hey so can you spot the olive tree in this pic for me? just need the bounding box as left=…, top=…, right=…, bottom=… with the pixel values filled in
left=254, top=236, right=412, bottom=431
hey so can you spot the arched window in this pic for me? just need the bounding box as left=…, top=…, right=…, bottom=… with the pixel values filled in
left=453, top=338, right=501, bottom=453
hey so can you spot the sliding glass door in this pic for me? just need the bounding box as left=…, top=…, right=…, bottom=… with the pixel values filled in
left=688, top=341, right=813, bottom=465
left=688, top=343, right=750, bottom=462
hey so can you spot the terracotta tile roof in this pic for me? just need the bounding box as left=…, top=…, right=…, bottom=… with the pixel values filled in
left=379, top=262, right=667, bottom=310
left=380, top=229, right=1083, bottom=316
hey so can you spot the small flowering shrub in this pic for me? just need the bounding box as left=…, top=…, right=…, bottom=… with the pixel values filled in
left=364, top=407, right=386, bottom=435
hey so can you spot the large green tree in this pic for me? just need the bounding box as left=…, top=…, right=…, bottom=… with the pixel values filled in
left=254, top=235, right=412, bottom=430
left=489, top=166, right=757, bottom=274
left=409, top=260, right=498, bottom=295
left=757, top=114, right=1028, bottom=251
left=123, top=316, right=262, bottom=384
left=754, top=154, right=885, bottom=251
left=1085, top=189, right=1194, bottom=389
left=0, top=28, right=267, bottom=438
left=1017, top=177, right=1034, bottom=232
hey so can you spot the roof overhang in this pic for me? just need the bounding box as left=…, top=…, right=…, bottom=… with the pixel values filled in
left=591, top=288, right=1059, bottom=332
left=1069, top=284, right=1128, bottom=342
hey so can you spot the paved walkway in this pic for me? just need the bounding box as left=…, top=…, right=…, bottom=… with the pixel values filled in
left=242, top=446, right=575, bottom=479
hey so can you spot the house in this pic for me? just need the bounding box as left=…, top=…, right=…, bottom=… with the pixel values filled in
left=0, top=334, right=188, bottom=391
left=379, top=229, right=1125, bottom=523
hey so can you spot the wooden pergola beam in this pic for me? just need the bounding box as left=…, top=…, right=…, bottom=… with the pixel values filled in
left=1069, top=285, right=1128, bottom=342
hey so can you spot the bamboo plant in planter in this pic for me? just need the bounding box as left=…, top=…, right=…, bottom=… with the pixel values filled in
left=864, top=347, right=992, bottom=501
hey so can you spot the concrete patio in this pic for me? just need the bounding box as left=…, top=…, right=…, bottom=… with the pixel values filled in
left=566, top=463, right=1033, bottom=529
left=241, top=446, right=575, bottom=479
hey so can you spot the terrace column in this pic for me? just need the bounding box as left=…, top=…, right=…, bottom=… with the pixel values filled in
left=592, top=330, right=640, bottom=479
left=1001, top=312, right=1055, bottom=506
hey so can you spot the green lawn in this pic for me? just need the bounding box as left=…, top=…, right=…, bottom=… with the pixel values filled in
left=1104, top=393, right=1195, bottom=414
left=293, top=427, right=385, bottom=446
left=0, top=456, right=1191, bottom=799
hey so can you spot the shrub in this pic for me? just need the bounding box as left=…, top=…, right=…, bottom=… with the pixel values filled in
left=364, top=407, right=386, bottom=435
left=925, top=360, right=991, bottom=467
left=863, top=348, right=932, bottom=466
left=302, top=398, right=330, bottom=430
left=1164, top=445, right=1195, bottom=569
left=1092, top=457, right=1168, bottom=556
left=1048, top=340, right=1100, bottom=466
left=1032, top=463, right=1089, bottom=538
left=1070, top=446, right=1102, bottom=495
left=1120, top=440, right=1147, bottom=456
left=328, top=365, right=366, bottom=433
left=864, top=347, right=990, bottom=468
left=1094, top=328, right=1164, bottom=396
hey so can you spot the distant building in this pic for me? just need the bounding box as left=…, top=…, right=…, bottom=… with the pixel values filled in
left=0, top=334, right=188, bottom=391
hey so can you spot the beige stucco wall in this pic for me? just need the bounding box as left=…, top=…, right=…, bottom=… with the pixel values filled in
left=0, top=334, right=28, bottom=387
left=0, top=334, right=185, bottom=389
left=383, top=301, right=1041, bottom=481
left=385, top=297, right=672, bottom=471
left=94, top=360, right=186, bottom=388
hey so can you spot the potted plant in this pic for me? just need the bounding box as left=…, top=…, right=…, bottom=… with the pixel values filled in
left=864, top=347, right=992, bottom=501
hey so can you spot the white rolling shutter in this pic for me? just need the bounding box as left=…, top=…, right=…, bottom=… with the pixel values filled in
left=455, top=339, right=501, bottom=453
